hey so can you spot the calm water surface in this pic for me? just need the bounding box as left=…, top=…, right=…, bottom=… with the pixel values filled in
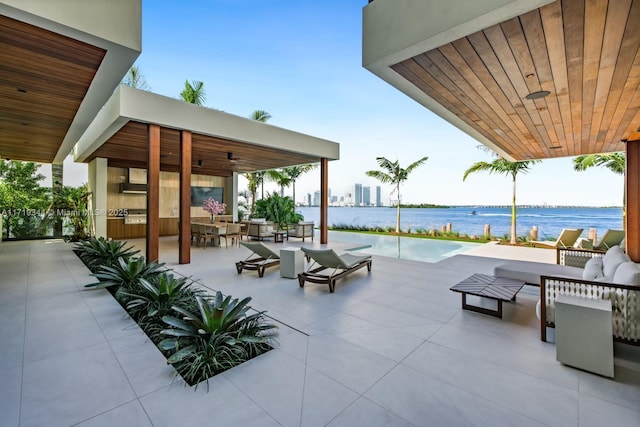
left=298, top=206, right=623, bottom=240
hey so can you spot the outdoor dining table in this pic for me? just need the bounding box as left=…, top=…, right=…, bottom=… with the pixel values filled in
left=193, top=222, right=227, bottom=247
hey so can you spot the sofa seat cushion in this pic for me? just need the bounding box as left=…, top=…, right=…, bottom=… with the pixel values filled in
left=493, top=260, right=584, bottom=285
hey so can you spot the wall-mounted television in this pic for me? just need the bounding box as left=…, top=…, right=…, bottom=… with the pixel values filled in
left=190, top=186, right=224, bottom=207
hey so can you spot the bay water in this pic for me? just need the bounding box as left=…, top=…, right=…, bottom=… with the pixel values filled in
left=297, top=206, right=624, bottom=240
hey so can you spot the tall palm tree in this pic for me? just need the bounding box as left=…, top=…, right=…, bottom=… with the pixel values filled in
left=281, top=164, right=317, bottom=204
left=573, top=152, right=625, bottom=226
left=244, top=111, right=272, bottom=214
left=463, top=157, right=540, bottom=245
left=365, top=156, right=429, bottom=233
left=51, top=163, right=63, bottom=237
left=266, top=169, right=291, bottom=197
left=180, top=80, right=206, bottom=105
left=122, top=65, right=151, bottom=90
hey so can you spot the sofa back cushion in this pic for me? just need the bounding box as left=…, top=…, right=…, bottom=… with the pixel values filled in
left=612, top=261, right=640, bottom=286
left=602, top=246, right=631, bottom=280
left=582, top=257, right=604, bottom=281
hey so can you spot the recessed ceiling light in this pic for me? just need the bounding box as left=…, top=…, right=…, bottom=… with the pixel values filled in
left=17, top=88, right=27, bottom=93
left=525, top=73, right=535, bottom=79
left=549, top=146, right=562, bottom=150
left=525, top=90, right=550, bottom=100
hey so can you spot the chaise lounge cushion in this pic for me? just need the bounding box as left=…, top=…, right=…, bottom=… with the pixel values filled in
left=493, top=260, right=584, bottom=285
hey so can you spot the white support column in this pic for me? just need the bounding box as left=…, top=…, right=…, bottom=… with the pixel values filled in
left=88, top=157, right=108, bottom=238
left=225, top=173, right=239, bottom=221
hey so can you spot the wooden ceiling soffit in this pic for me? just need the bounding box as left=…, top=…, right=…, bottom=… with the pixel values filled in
left=88, top=121, right=320, bottom=176
left=0, top=15, right=106, bottom=163
left=391, top=0, right=640, bottom=160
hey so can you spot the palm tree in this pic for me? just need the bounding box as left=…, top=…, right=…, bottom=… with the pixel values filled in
left=365, top=156, right=429, bottom=233
left=573, top=152, right=625, bottom=226
left=180, top=80, right=206, bottom=105
left=244, top=111, right=272, bottom=214
left=266, top=169, right=291, bottom=197
left=281, top=164, right=317, bottom=204
left=250, top=110, right=272, bottom=122
left=122, top=65, right=151, bottom=90
left=463, top=157, right=540, bottom=245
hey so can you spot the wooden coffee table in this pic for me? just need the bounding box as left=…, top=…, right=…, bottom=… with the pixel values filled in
left=450, top=273, right=525, bottom=318
left=273, top=231, right=287, bottom=243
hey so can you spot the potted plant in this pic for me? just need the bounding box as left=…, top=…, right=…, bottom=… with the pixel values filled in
left=253, top=193, right=302, bottom=231
left=202, top=198, right=226, bottom=223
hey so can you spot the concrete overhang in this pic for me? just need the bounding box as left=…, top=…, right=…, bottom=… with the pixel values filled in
left=75, top=86, right=340, bottom=175
left=0, top=0, right=141, bottom=164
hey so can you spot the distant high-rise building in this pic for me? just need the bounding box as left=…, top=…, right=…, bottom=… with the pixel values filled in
left=363, top=186, right=371, bottom=206
left=376, top=186, right=382, bottom=207
left=307, top=193, right=311, bottom=207
left=313, top=191, right=320, bottom=206
left=354, top=183, right=363, bottom=207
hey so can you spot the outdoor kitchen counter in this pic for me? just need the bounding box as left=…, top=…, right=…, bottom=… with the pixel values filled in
left=107, top=217, right=179, bottom=239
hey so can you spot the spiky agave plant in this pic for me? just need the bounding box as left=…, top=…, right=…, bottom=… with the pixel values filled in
left=74, top=237, right=139, bottom=272
left=159, top=292, right=278, bottom=387
left=85, top=256, right=166, bottom=302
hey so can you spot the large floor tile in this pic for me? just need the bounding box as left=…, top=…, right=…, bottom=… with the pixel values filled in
left=327, top=397, right=415, bottom=427
left=300, top=367, right=360, bottom=427
left=579, top=365, right=640, bottom=411
left=140, top=375, right=280, bottom=427
left=0, top=365, right=22, bottom=427
left=402, top=342, right=578, bottom=426
left=366, top=364, right=546, bottom=427
left=335, top=327, right=426, bottom=362
left=73, top=400, right=153, bottom=427
left=21, top=343, right=136, bottom=427
left=223, top=349, right=306, bottom=427
left=578, top=393, right=640, bottom=427
left=306, top=335, right=397, bottom=393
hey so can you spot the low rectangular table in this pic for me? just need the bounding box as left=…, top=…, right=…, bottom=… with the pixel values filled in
left=450, top=273, right=525, bottom=318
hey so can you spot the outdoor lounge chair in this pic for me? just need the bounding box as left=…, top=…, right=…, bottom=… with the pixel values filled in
left=530, top=228, right=583, bottom=249
left=236, top=241, right=280, bottom=277
left=299, top=247, right=372, bottom=293
left=592, top=229, right=626, bottom=250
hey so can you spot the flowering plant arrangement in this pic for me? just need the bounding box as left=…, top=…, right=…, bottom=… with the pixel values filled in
left=202, top=198, right=226, bottom=217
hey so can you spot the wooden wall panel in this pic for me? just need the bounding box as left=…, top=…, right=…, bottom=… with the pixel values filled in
left=146, top=124, right=160, bottom=262
left=626, top=141, right=640, bottom=261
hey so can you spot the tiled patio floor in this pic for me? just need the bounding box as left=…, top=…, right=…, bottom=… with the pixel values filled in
left=1, top=237, right=639, bottom=426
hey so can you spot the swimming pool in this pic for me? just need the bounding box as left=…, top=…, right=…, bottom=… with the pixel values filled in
left=327, top=231, right=483, bottom=263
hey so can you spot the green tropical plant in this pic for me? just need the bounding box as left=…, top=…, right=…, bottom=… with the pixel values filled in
left=281, top=164, right=317, bottom=204
left=365, top=156, right=429, bottom=233
left=573, top=152, right=625, bottom=227
left=84, top=256, right=166, bottom=300
left=122, top=273, right=201, bottom=342
left=74, top=237, right=139, bottom=272
left=243, top=111, right=272, bottom=214
left=0, top=160, right=50, bottom=238
left=122, top=65, right=151, bottom=90
left=265, top=169, right=291, bottom=197
left=52, top=184, right=91, bottom=241
left=180, top=80, right=206, bottom=105
left=159, top=292, right=278, bottom=387
left=253, top=192, right=302, bottom=230
left=249, top=110, right=271, bottom=122
left=463, top=157, right=540, bottom=245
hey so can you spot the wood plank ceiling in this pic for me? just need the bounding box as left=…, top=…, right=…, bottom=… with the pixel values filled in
left=0, top=15, right=105, bottom=163
left=87, top=121, right=321, bottom=176
left=392, top=0, right=640, bottom=160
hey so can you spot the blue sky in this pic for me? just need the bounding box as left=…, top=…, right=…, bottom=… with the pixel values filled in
left=59, top=0, right=623, bottom=206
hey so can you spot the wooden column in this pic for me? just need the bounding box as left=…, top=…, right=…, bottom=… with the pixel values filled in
left=179, top=130, right=192, bottom=264
left=320, top=158, right=328, bottom=244
left=146, top=124, right=160, bottom=263
left=626, top=140, right=640, bottom=261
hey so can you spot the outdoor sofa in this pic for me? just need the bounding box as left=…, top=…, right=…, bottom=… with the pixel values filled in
left=287, top=221, right=314, bottom=242
left=493, top=246, right=640, bottom=345
left=247, top=219, right=275, bottom=241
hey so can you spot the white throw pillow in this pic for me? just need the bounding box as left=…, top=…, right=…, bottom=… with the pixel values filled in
left=582, top=257, right=604, bottom=281
left=603, top=245, right=624, bottom=263
left=603, top=250, right=630, bottom=280
left=612, top=262, right=640, bottom=286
